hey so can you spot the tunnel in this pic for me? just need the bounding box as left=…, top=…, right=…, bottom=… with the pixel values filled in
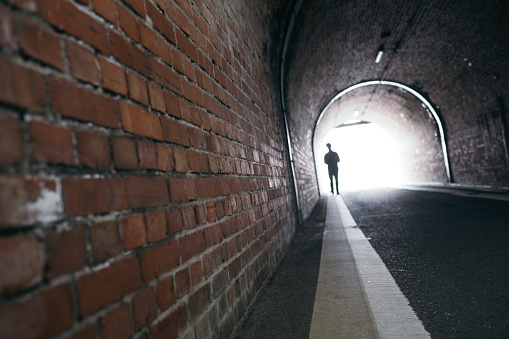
left=0, top=0, right=508, bottom=338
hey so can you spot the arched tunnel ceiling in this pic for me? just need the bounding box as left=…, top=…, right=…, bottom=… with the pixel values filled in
left=283, top=0, right=509, bottom=186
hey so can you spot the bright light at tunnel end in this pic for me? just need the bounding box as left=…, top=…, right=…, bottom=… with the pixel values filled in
left=317, top=123, right=402, bottom=193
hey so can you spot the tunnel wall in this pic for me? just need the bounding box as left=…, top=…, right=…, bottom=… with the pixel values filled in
left=0, top=0, right=297, bottom=338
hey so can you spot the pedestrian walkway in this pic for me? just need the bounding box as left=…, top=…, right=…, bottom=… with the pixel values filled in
left=233, top=195, right=430, bottom=339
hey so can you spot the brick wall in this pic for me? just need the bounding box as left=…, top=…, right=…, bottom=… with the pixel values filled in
left=0, top=0, right=297, bottom=338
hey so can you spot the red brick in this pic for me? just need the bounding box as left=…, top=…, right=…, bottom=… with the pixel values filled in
left=179, top=98, right=192, bottom=122
left=136, top=140, right=157, bottom=169
left=0, top=57, right=46, bottom=111
left=120, top=102, right=163, bottom=140
left=89, top=220, right=121, bottom=263
left=40, top=0, right=108, bottom=52
left=194, top=204, right=207, bottom=226
left=175, top=267, right=190, bottom=297
left=173, top=148, right=189, bottom=173
left=109, top=30, right=151, bottom=76
left=0, top=114, right=24, bottom=165
left=0, top=235, right=42, bottom=296
left=151, top=305, right=187, bottom=339
left=123, top=0, right=146, bottom=16
left=146, top=210, right=166, bottom=243
left=146, top=0, right=173, bottom=40
left=101, top=303, right=133, bottom=339
left=0, top=283, right=73, bottom=338
left=166, top=209, right=183, bottom=234
left=156, top=275, right=175, bottom=311
left=196, top=178, right=219, bottom=198
left=182, top=81, right=204, bottom=107
left=76, top=130, right=110, bottom=168
left=0, top=5, right=16, bottom=50
left=29, top=120, right=74, bottom=165
left=139, top=21, right=158, bottom=54
left=153, top=59, right=182, bottom=94
left=127, top=71, right=149, bottom=105
left=188, top=128, right=209, bottom=150
left=160, top=117, right=189, bottom=146
left=18, top=17, right=63, bottom=69
left=121, top=214, right=146, bottom=250
left=148, top=83, right=166, bottom=112
left=45, top=228, right=87, bottom=279
left=50, top=77, right=118, bottom=128
left=66, top=39, right=99, bottom=85
left=68, top=325, right=96, bottom=339
left=141, top=241, right=179, bottom=282
left=190, top=261, right=203, bottom=286
left=199, top=153, right=210, bottom=173
left=204, top=224, right=222, bottom=248
left=203, top=253, right=214, bottom=278
left=63, top=177, right=129, bottom=216
left=156, top=36, right=172, bottom=64
left=127, top=176, right=169, bottom=207
left=187, top=150, right=200, bottom=172
left=117, top=3, right=139, bottom=42
left=181, top=206, right=196, bottom=230
left=91, top=0, right=116, bottom=23
left=132, top=288, right=157, bottom=330
left=170, top=45, right=185, bottom=73
left=205, top=202, right=217, bottom=223
left=180, top=231, right=205, bottom=262
left=187, top=284, right=210, bottom=322
left=112, top=136, right=138, bottom=169
left=99, top=56, right=127, bottom=95
left=156, top=145, right=173, bottom=172
left=176, top=29, right=198, bottom=63
left=163, top=90, right=181, bottom=117
left=169, top=178, right=197, bottom=202
left=77, top=257, right=141, bottom=316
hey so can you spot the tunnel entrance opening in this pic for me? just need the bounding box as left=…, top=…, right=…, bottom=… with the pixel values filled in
left=317, top=121, right=401, bottom=193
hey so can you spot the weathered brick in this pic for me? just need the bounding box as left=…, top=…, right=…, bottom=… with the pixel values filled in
left=112, top=136, right=138, bottom=169
left=146, top=0, right=174, bottom=40
left=0, top=57, right=46, bottom=111
left=100, top=303, right=133, bottom=339
left=175, top=266, right=190, bottom=297
left=204, top=223, right=222, bottom=248
left=196, top=178, right=219, bottom=198
left=66, top=39, right=99, bottom=85
left=160, top=117, right=189, bottom=146
left=76, top=130, right=110, bottom=168
left=117, top=4, right=139, bottom=42
left=29, top=120, right=74, bottom=165
left=180, top=231, right=205, bottom=262
left=194, top=204, right=207, bottom=226
left=191, top=260, right=203, bottom=287
left=0, top=235, right=43, bottom=296
left=121, top=214, right=146, bottom=250
left=99, top=56, right=128, bottom=95
left=132, top=288, right=157, bottom=330
left=76, top=257, right=141, bottom=316
left=127, top=176, right=169, bottom=208
left=0, top=175, right=63, bottom=228
left=136, top=140, right=157, bottom=169
left=188, top=284, right=210, bottom=322
left=148, top=83, right=166, bottom=112
left=205, top=202, right=217, bottom=223
left=40, top=0, right=108, bottom=52
left=63, top=177, right=129, bottom=216
left=123, top=0, right=146, bottom=16
left=120, top=102, right=163, bottom=140
left=151, top=305, right=187, bottom=339
left=156, top=275, right=176, bottom=311
left=18, top=17, right=63, bottom=70
left=181, top=206, right=196, bottom=230
left=168, top=178, right=197, bottom=202
left=187, top=150, right=200, bottom=172
left=89, top=220, right=121, bottom=263
left=146, top=210, right=166, bottom=243
left=153, top=59, right=182, bottom=94
left=173, top=148, right=189, bottom=173
left=127, top=71, right=149, bottom=105
left=0, top=283, right=74, bottom=338
left=45, top=228, right=87, bottom=279
left=50, top=77, right=118, bottom=128
left=91, top=0, right=116, bottom=24
left=139, top=21, right=158, bottom=54
left=109, top=30, right=151, bottom=76
left=0, top=4, right=16, bottom=50
left=166, top=209, right=183, bottom=234
left=141, top=241, right=179, bottom=282
left=0, top=114, right=24, bottom=165
left=156, top=145, right=173, bottom=172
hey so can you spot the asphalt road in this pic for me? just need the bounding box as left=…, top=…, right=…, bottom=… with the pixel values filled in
left=342, top=188, right=509, bottom=338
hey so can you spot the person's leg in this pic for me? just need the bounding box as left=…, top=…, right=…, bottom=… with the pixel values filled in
left=334, top=173, right=339, bottom=194
left=329, top=171, right=334, bottom=193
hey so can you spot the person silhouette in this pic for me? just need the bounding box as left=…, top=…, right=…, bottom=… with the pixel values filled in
left=324, top=143, right=340, bottom=194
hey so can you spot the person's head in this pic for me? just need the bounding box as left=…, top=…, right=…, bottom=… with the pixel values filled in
left=326, top=143, right=331, bottom=150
